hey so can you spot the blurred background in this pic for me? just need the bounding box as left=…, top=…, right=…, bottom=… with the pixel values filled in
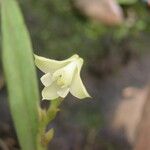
left=1, top=0, right=150, bottom=149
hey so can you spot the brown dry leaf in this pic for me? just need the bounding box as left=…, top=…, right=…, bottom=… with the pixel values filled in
left=74, top=0, right=124, bottom=25
left=112, top=86, right=149, bottom=143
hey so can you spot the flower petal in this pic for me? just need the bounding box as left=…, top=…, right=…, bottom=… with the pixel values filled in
left=70, top=71, right=91, bottom=99
left=34, top=54, right=79, bottom=73
left=40, top=73, right=53, bottom=87
left=42, top=82, right=60, bottom=100
left=57, top=87, right=70, bottom=98
left=70, top=58, right=91, bottom=99
left=34, top=55, right=67, bottom=73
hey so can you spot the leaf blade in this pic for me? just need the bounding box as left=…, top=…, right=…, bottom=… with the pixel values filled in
left=1, top=0, right=40, bottom=149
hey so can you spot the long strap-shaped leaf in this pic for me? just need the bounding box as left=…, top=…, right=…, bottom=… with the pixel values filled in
left=1, top=0, right=39, bottom=149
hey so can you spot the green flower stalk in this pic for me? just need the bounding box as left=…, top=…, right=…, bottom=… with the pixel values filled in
left=35, top=54, right=91, bottom=100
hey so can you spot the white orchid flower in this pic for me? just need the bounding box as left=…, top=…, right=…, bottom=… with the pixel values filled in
left=34, top=54, right=91, bottom=100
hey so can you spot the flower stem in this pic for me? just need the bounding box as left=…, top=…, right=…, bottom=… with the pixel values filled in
left=37, top=98, right=63, bottom=150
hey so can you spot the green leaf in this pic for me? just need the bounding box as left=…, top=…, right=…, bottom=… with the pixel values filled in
left=117, top=0, right=137, bottom=5
left=1, top=0, right=40, bottom=150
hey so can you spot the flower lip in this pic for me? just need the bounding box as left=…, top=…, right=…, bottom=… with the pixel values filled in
left=52, top=60, right=77, bottom=88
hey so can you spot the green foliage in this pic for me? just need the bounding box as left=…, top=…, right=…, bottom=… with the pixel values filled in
left=19, top=0, right=110, bottom=58
left=17, top=0, right=150, bottom=61
left=117, top=0, right=137, bottom=5
left=1, top=0, right=40, bottom=149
